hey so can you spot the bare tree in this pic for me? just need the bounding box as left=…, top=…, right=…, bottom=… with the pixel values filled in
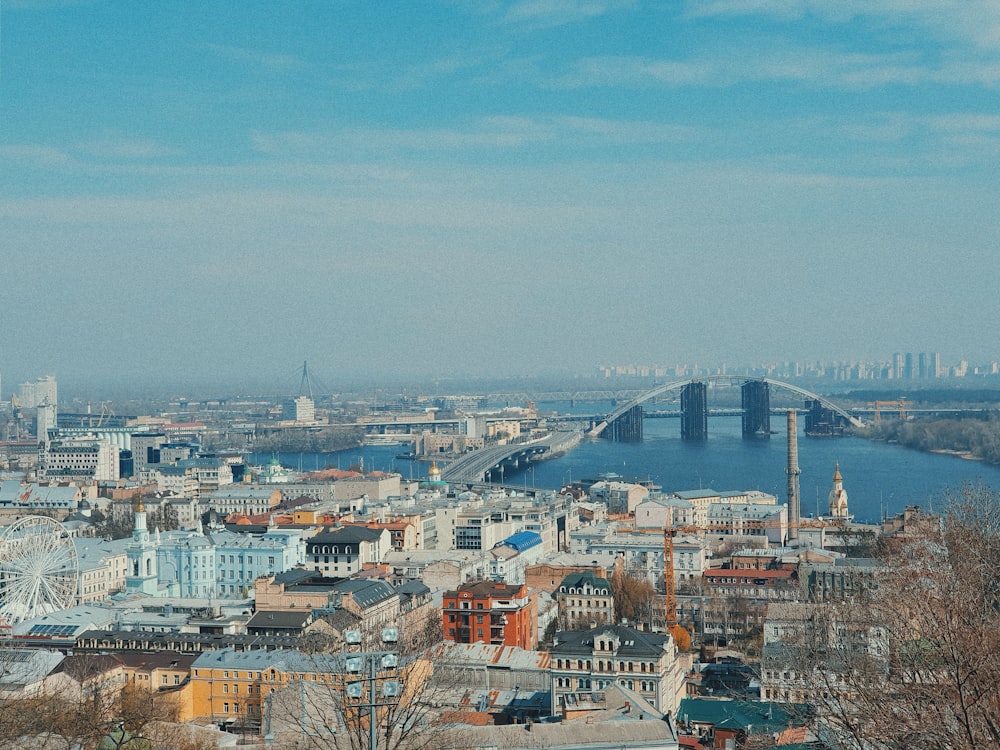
left=786, top=483, right=1000, bottom=750
left=610, top=557, right=655, bottom=624
left=264, top=647, right=458, bottom=750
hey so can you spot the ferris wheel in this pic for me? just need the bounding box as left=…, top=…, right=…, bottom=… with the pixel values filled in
left=0, top=516, right=79, bottom=623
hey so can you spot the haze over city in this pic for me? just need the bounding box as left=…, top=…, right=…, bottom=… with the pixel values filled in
left=3, top=1, right=999, bottom=392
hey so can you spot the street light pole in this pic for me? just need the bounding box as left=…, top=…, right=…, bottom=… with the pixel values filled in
left=345, top=627, right=402, bottom=750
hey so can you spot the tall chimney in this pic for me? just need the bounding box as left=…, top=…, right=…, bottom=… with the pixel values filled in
left=786, top=409, right=801, bottom=542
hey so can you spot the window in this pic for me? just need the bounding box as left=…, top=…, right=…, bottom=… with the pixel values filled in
left=223, top=703, right=229, bottom=714
left=223, top=684, right=229, bottom=693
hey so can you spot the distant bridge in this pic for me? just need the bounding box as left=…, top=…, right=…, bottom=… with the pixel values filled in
left=588, top=376, right=864, bottom=439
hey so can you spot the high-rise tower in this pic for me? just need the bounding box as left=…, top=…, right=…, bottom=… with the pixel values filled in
left=786, top=410, right=801, bottom=542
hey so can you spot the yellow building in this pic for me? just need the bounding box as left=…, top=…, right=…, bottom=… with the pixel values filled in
left=190, top=648, right=343, bottom=729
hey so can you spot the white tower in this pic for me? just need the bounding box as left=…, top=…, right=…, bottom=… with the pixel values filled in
left=126, top=497, right=160, bottom=595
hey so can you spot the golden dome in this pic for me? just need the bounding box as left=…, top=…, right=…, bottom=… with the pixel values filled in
left=833, top=462, right=842, bottom=482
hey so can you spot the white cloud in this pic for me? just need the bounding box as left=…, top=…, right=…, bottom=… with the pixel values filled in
left=0, top=144, right=75, bottom=167
left=684, top=0, right=1000, bottom=51
left=202, top=43, right=306, bottom=72
left=552, top=42, right=1000, bottom=90
left=74, top=133, right=182, bottom=160
left=503, top=0, right=636, bottom=28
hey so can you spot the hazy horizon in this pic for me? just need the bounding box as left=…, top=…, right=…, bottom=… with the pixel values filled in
left=3, top=2, right=999, bottom=388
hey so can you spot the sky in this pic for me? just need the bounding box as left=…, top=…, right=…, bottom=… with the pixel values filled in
left=2, top=0, right=999, bottom=394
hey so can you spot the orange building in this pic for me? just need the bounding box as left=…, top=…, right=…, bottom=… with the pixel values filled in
left=442, top=580, right=537, bottom=650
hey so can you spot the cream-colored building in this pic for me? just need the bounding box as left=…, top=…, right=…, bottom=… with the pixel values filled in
left=73, top=537, right=131, bottom=603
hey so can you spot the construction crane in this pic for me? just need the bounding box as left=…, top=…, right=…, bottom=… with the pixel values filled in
left=663, top=526, right=676, bottom=628
left=870, top=398, right=908, bottom=424
left=96, top=401, right=114, bottom=428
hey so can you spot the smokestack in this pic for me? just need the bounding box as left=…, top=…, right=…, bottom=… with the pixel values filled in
left=786, top=409, right=801, bottom=542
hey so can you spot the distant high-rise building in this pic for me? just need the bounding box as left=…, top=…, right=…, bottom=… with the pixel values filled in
left=893, top=352, right=904, bottom=380
left=283, top=396, right=315, bottom=423
left=131, top=432, right=167, bottom=475
left=904, top=353, right=916, bottom=379
left=36, top=403, right=58, bottom=444
left=929, top=352, right=941, bottom=378
left=18, top=375, right=57, bottom=408
left=918, top=353, right=928, bottom=379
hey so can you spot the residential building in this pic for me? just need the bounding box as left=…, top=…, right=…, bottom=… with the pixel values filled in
left=761, top=602, right=888, bottom=703
left=202, top=487, right=280, bottom=517
left=305, top=525, right=391, bottom=577
left=442, top=580, right=537, bottom=650
left=549, top=624, right=683, bottom=715
left=334, top=473, right=402, bottom=504
left=130, top=432, right=167, bottom=474
left=589, top=481, right=649, bottom=514
left=190, top=648, right=343, bottom=731
left=0, top=480, right=81, bottom=520
left=556, top=570, right=613, bottom=629
left=39, top=437, right=119, bottom=482
left=489, top=530, right=545, bottom=584
left=74, top=536, right=131, bottom=603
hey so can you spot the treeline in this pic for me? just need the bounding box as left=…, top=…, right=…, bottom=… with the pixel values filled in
left=845, top=388, right=1000, bottom=406
left=864, top=416, right=1000, bottom=465
left=250, top=425, right=365, bottom=453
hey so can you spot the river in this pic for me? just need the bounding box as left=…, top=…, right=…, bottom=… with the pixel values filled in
left=251, top=406, right=1000, bottom=524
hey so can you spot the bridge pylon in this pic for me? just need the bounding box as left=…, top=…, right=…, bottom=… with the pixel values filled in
left=741, top=380, right=771, bottom=438
left=681, top=382, right=708, bottom=441
left=603, top=404, right=643, bottom=442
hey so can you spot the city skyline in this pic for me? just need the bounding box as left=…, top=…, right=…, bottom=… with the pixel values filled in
left=2, top=1, right=999, bottom=389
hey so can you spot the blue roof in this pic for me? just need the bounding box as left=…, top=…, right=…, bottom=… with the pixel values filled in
left=497, top=530, right=542, bottom=552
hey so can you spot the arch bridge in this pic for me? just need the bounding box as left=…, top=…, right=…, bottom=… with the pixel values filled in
left=588, top=376, right=863, bottom=440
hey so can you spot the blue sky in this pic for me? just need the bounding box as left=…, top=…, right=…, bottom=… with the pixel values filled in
left=2, top=1, right=999, bottom=392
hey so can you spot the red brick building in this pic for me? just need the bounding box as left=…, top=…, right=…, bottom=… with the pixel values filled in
left=442, top=580, right=537, bottom=650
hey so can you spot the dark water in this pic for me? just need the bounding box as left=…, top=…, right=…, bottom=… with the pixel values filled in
left=252, top=407, right=1000, bottom=524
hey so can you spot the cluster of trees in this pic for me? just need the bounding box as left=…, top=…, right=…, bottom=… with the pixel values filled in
left=789, top=483, right=1000, bottom=749
left=864, top=415, right=1000, bottom=465
left=249, top=425, right=364, bottom=454
left=0, top=667, right=211, bottom=750
left=92, top=499, right=180, bottom=541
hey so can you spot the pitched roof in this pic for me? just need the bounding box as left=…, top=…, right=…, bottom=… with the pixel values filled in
left=308, top=525, right=385, bottom=545
left=333, top=579, right=398, bottom=609
left=247, top=610, right=312, bottom=630
left=677, top=698, right=809, bottom=734
left=551, top=625, right=669, bottom=658
left=557, top=570, right=611, bottom=594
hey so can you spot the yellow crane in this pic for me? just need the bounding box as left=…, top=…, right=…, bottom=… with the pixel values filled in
left=871, top=398, right=908, bottom=424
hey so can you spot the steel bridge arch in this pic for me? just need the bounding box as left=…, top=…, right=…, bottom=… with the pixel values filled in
left=588, top=376, right=863, bottom=436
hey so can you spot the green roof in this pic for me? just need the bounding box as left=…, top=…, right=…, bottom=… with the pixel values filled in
left=677, top=698, right=810, bottom=734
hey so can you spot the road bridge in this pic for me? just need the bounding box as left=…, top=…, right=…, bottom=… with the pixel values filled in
left=440, top=429, right=583, bottom=484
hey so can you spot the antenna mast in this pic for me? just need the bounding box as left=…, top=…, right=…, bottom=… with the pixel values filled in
left=299, top=361, right=314, bottom=399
